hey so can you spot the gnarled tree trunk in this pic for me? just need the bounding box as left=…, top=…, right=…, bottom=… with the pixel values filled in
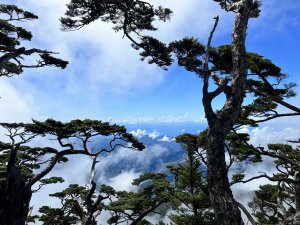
left=203, top=1, right=253, bottom=224
left=206, top=125, right=243, bottom=225
left=0, top=159, right=32, bottom=225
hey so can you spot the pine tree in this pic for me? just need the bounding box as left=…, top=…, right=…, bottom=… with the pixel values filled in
left=107, top=173, right=173, bottom=225
left=58, top=1, right=265, bottom=224
left=168, top=133, right=215, bottom=225
left=0, top=119, right=144, bottom=225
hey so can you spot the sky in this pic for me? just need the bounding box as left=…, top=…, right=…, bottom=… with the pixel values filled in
left=1, top=0, right=300, bottom=124
left=1, top=1, right=300, bottom=223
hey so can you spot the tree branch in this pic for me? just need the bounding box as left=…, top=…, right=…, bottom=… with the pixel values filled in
left=202, top=16, right=219, bottom=126
left=235, top=200, right=257, bottom=225
left=259, top=74, right=300, bottom=113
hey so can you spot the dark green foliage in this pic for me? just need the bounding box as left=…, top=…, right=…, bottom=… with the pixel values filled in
left=0, top=118, right=144, bottom=183
left=0, top=142, right=66, bottom=185
left=61, top=0, right=172, bottom=69
left=23, top=118, right=144, bottom=151
left=231, top=173, right=245, bottom=183
left=167, top=133, right=215, bottom=225
left=227, top=131, right=262, bottom=162
left=0, top=4, right=68, bottom=77
left=39, top=53, right=68, bottom=69
left=39, top=206, right=78, bottom=225
left=204, top=44, right=298, bottom=127
left=39, top=172, right=172, bottom=225
left=108, top=173, right=173, bottom=224
left=169, top=37, right=205, bottom=73
left=232, top=141, right=300, bottom=224
left=249, top=184, right=295, bottom=225
left=61, top=0, right=172, bottom=32
left=40, top=177, right=65, bottom=185
left=135, top=36, right=172, bottom=69
left=210, top=44, right=233, bottom=74
left=38, top=183, right=116, bottom=224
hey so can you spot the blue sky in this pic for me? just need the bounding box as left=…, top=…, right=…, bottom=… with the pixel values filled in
left=1, top=0, right=300, bottom=124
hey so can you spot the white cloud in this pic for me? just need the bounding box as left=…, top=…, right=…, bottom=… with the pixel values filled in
left=130, top=129, right=147, bottom=139
left=159, top=135, right=175, bottom=142
left=96, top=144, right=168, bottom=174
left=149, top=130, right=160, bottom=139
left=0, top=79, right=37, bottom=122
left=1, top=0, right=233, bottom=106
left=243, top=126, right=300, bottom=147
left=130, top=129, right=176, bottom=142
left=107, top=170, right=141, bottom=192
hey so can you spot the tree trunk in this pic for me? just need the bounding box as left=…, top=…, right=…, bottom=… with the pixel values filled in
left=0, top=145, right=32, bottom=225
left=203, top=1, right=253, bottom=224
left=0, top=166, right=32, bottom=225
left=295, top=171, right=300, bottom=213
left=206, top=125, right=244, bottom=225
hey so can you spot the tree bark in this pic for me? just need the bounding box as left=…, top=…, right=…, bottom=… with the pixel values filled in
left=206, top=125, right=244, bottom=225
left=0, top=165, right=32, bottom=225
left=295, top=171, right=300, bottom=214
left=0, top=145, right=32, bottom=225
left=203, top=1, right=253, bottom=224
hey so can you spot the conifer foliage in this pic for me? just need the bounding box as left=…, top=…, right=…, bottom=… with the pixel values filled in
left=0, top=4, right=68, bottom=77
left=168, top=134, right=215, bottom=225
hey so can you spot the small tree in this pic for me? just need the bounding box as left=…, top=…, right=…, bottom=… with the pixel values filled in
left=107, top=173, right=173, bottom=225
left=249, top=184, right=294, bottom=225
left=38, top=183, right=116, bottom=225
left=167, top=133, right=215, bottom=225
left=36, top=155, right=116, bottom=225
left=38, top=171, right=172, bottom=225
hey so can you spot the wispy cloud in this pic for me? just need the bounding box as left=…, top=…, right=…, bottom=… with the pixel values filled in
left=117, top=114, right=207, bottom=124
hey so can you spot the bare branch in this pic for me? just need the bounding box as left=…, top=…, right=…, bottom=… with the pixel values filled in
left=235, top=200, right=257, bottom=225
left=202, top=16, right=220, bottom=125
